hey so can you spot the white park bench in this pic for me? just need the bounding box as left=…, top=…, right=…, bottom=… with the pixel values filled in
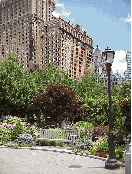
left=35, top=128, right=80, bottom=149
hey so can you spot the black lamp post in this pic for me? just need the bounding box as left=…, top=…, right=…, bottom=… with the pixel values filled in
left=102, top=47, right=120, bottom=169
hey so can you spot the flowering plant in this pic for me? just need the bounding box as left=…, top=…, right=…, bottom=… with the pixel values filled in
left=2, top=123, right=13, bottom=130
left=61, top=121, right=74, bottom=130
left=73, top=121, right=93, bottom=137
left=24, top=123, right=38, bottom=137
left=123, top=134, right=131, bottom=143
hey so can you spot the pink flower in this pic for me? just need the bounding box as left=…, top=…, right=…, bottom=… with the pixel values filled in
left=6, top=124, right=11, bottom=128
left=2, top=123, right=7, bottom=127
left=123, top=138, right=127, bottom=141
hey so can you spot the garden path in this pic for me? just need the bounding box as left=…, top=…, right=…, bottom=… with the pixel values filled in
left=0, top=147, right=125, bottom=174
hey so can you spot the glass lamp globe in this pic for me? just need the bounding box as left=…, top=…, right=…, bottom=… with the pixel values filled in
left=102, top=47, right=115, bottom=64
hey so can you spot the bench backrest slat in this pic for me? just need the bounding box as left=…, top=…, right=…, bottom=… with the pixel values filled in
left=39, top=129, right=80, bottom=140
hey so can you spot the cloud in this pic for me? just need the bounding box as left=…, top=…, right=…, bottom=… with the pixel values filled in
left=55, top=1, right=74, bottom=21
left=120, top=13, right=131, bottom=24
left=108, top=0, right=112, bottom=3
left=56, top=3, right=65, bottom=8
left=52, top=11, right=61, bottom=18
left=112, top=50, right=127, bottom=74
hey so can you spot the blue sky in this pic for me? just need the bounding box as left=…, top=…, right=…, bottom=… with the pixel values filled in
left=54, top=0, right=131, bottom=75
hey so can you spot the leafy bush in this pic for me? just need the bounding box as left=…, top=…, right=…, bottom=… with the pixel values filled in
left=120, top=99, right=131, bottom=135
left=89, top=138, right=108, bottom=154
left=0, top=125, right=11, bottom=145
left=73, top=121, right=93, bottom=137
left=115, top=145, right=125, bottom=163
left=92, top=125, right=108, bottom=141
left=17, top=132, right=33, bottom=147
left=24, top=123, right=38, bottom=138
left=114, top=129, right=125, bottom=146
left=39, top=140, right=69, bottom=147
left=82, top=95, right=109, bottom=126
left=11, top=120, right=23, bottom=140
left=75, top=137, right=93, bottom=150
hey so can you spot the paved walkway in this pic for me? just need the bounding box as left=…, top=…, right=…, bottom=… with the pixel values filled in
left=0, top=147, right=125, bottom=174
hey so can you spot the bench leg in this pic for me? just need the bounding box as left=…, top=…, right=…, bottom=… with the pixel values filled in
left=71, top=137, right=74, bottom=150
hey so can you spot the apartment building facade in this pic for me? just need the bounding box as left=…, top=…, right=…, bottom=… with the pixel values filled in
left=124, top=51, right=131, bottom=82
left=0, top=0, right=94, bottom=78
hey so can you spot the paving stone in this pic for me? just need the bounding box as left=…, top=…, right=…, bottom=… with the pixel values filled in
left=0, top=147, right=125, bottom=174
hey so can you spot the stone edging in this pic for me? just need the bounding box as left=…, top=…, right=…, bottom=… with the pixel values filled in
left=0, top=146, right=125, bottom=167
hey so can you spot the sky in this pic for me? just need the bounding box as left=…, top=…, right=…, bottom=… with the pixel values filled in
left=53, top=0, right=131, bottom=76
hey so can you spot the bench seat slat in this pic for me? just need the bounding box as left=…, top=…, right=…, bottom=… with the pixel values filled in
left=36, top=138, right=71, bottom=142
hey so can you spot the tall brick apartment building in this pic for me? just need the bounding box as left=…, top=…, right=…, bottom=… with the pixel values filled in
left=0, top=0, right=94, bottom=78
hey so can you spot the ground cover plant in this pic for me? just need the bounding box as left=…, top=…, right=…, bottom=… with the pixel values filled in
left=0, top=116, right=38, bottom=147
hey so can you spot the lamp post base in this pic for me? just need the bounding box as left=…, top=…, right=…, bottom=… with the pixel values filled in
left=105, top=158, right=120, bottom=169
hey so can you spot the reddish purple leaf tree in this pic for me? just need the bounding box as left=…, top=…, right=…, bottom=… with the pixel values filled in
left=29, top=84, right=85, bottom=127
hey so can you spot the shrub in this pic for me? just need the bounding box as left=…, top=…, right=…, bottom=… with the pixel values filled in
left=89, top=138, right=108, bottom=154
left=114, top=129, right=125, bottom=146
left=115, top=145, right=126, bottom=163
left=73, top=121, right=93, bottom=138
left=120, top=99, right=131, bottom=135
left=75, top=137, right=93, bottom=150
left=1, top=123, right=13, bottom=129
left=0, top=125, right=11, bottom=145
left=17, top=132, right=33, bottom=147
left=92, top=125, right=108, bottom=141
left=24, top=123, right=38, bottom=138
left=11, top=120, right=23, bottom=140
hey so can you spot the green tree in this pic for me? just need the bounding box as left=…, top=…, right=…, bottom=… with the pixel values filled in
left=30, top=63, right=76, bottom=94
left=0, top=54, right=36, bottom=117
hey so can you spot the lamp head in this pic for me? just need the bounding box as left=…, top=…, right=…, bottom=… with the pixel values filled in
left=102, top=47, right=115, bottom=64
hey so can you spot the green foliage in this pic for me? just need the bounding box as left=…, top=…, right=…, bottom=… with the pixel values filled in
left=83, top=95, right=109, bottom=126
left=39, top=140, right=68, bottom=147
left=120, top=99, right=131, bottom=135
left=73, top=121, right=93, bottom=137
left=75, top=68, right=107, bottom=100
left=112, top=81, right=131, bottom=102
left=115, top=145, right=125, bottom=163
left=75, top=137, right=93, bottom=150
left=30, top=63, right=76, bottom=94
left=0, top=116, right=38, bottom=147
left=11, top=120, right=23, bottom=140
left=89, top=138, right=109, bottom=154
left=0, top=53, right=131, bottom=163
left=0, top=125, right=11, bottom=145
left=17, top=132, right=33, bottom=147
left=0, top=54, right=36, bottom=117
left=24, top=123, right=38, bottom=137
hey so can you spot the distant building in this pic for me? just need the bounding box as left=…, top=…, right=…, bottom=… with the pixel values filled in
left=0, top=0, right=94, bottom=78
left=93, top=45, right=124, bottom=87
left=124, top=52, right=131, bottom=82
left=103, top=72, right=124, bottom=87
left=93, top=45, right=106, bottom=76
